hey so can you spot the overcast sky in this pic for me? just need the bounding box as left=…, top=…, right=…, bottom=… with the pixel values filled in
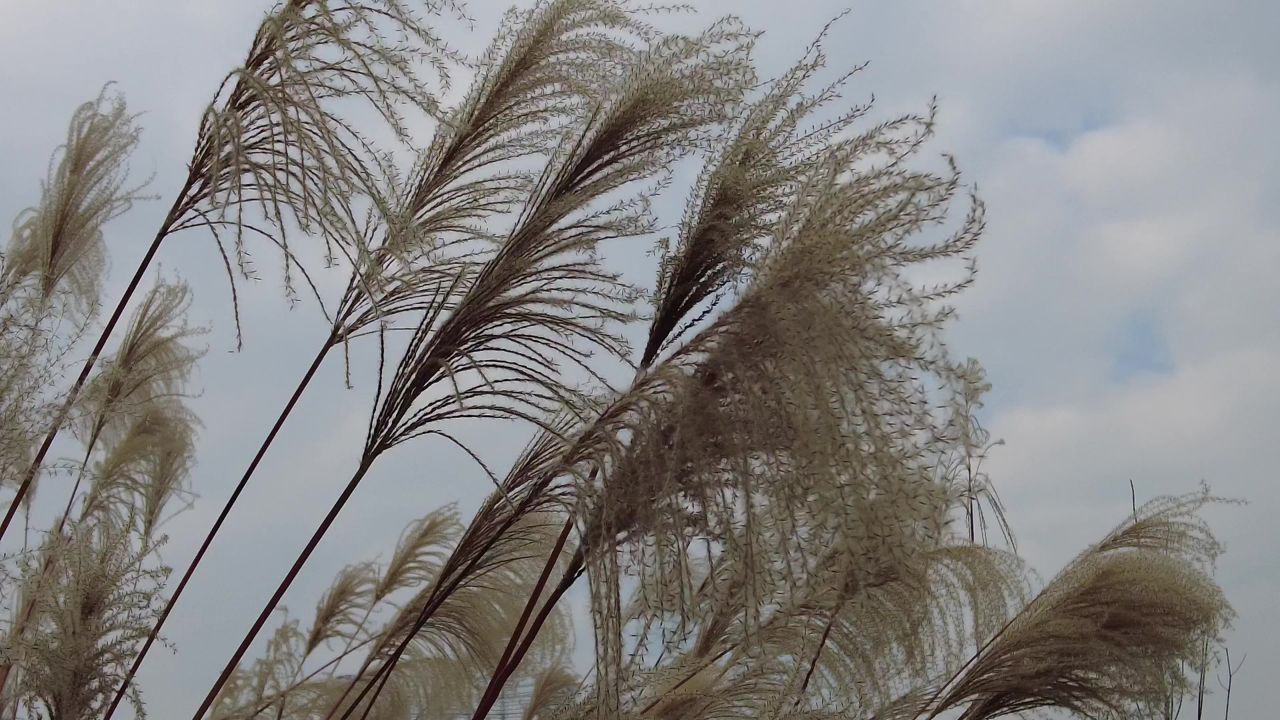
left=1, top=1, right=1276, bottom=718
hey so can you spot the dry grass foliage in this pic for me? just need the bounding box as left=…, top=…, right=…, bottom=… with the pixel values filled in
left=0, top=2, right=1234, bottom=720
left=0, top=89, right=148, bottom=503
left=2, top=89, right=147, bottom=315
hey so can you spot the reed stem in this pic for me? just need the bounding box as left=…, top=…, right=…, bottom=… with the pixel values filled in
left=102, top=337, right=335, bottom=720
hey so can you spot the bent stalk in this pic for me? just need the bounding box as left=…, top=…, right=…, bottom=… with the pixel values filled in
left=101, top=336, right=335, bottom=720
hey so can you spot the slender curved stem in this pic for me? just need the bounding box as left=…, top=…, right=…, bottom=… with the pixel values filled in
left=0, top=230, right=167, bottom=544
left=191, top=454, right=375, bottom=720
left=0, top=163, right=199, bottom=546
left=101, top=337, right=334, bottom=720
left=467, top=550, right=584, bottom=720
left=472, top=517, right=574, bottom=710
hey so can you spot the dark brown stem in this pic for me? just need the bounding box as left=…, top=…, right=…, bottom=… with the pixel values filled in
left=469, top=518, right=575, bottom=718
left=101, top=336, right=335, bottom=720
left=191, top=453, right=375, bottom=720
left=0, top=227, right=170, bottom=544
left=469, top=552, right=584, bottom=720
left=791, top=607, right=839, bottom=710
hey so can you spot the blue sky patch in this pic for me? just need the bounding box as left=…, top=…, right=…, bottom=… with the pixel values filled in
left=1110, top=312, right=1175, bottom=381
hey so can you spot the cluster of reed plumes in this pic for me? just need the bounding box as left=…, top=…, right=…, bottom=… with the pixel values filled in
left=0, top=1, right=1233, bottom=720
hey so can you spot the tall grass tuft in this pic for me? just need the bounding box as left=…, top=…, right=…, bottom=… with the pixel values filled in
left=0, top=3, right=1236, bottom=720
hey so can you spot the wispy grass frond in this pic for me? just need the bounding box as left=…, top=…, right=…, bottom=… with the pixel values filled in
left=365, top=16, right=756, bottom=454
left=77, top=280, right=203, bottom=447
left=375, top=506, right=461, bottom=602
left=213, top=618, right=307, bottom=719
left=164, top=0, right=463, bottom=317
left=521, top=665, right=578, bottom=720
left=9, top=517, right=167, bottom=720
left=307, top=563, right=377, bottom=656
left=644, top=28, right=870, bottom=364
left=929, top=489, right=1233, bottom=720
left=579, top=125, right=979, bottom=575
left=193, top=20, right=757, bottom=710
left=133, top=414, right=196, bottom=544
left=558, top=96, right=988, bottom=715
left=0, top=275, right=197, bottom=718
left=79, top=400, right=197, bottom=527
left=2, top=87, right=146, bottom=314
left=404, top=0, right=654, bottom=232
left=331, top=0, right=668, bottom=374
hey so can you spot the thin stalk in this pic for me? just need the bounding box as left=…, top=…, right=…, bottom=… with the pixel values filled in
left=191, top=454, right=377, bottom=720
left=241, top=633, right=381, bottom=720
left=332, top=496, right=561, bottom=720
left=0, top=168, right=197, bottom=544
left=791, top=607, right=839, bottom=710
left=0, top=430, right=104, bottom=697
left=470, top=517, right=575, bottom=715
left=1195, top=637, right=1208, bottom=720
left=466, top=551, right=584, bottom=720
left=101, top=336, right=335, bottom=720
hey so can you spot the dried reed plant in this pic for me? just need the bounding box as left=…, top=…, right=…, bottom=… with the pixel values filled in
left=108, top=2, right=702, bottom=716
left=0, top=89, right=203, bottom=715
left=0, top=277, right=200, bottom=713
left=0, top=3, right=1237, bottom=720
left=192, top=10, right=757, bottom=718
left=7, top=516, right=170, bottom=720
left=0, top=0, right=462, bottom=546
left=0, top=89, right=146, bottom=525
left=917, top=491, right=1232, bottom=720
